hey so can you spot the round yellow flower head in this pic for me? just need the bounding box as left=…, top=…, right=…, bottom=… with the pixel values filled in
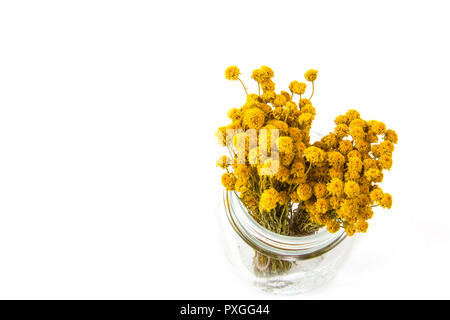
left=385, top=129, right=398, bottom=144
left=350, top=125, right=365, bottom=140
left=368, top=120, right=386, bottom=135
left=345, top=225, right=356, bottom=237
left=380, top=193, right=393, bottom=209
left=315, top=198, right=329, bottom=214
left=275, top=165, right=290, bottom=183
left=260, top=66, right=274, bottom=79
left=329, top=196, right=342, bottom=210
left=334, top=124, right=349, bottom=138
left=285, top=101, right=298, bottom=113
left=347, top=150, right=361, bottom=159
left=335, top=115, right=349, bottom=125
left=273, top=94, right=288, bottom=107
left=304, top=146, right=327, bottom=165
left=299, top=98, right=312, bottom=108
left=329, top=167, right=344, bottom=179
left=379, top=155, right=393, bottom=170
left=338, top=140, right=353, bottom=155
left=304, top=69, right=318, bottom=81
left=327, top=220, right=341, bottom=233
left=251, top=66, right=274, bottom=83
left=365, top=168, right=383, bottom=182
left=379, top=140, right=395, bottom=155
left=243, top=107, right=265, bottom=130
left=344, top=181, right=360, bottom=198
left=298, top=113, right=314, bottom=128
left=349, top=118, right=367, bottom=130
left=300, top=104, right=316, bottom=115
left=313, top=183, right=327, bottom=198
left=356, top=220, right=369, bottom=233
left=297, top=183, right=312, bottom=201
left=322, top=133, right=338, bottom=149
left=261, top=79, right=275, bottom=92
left=370, top=188, right=384, bottom=203
left=295, top=141, right=306, bottom=155
left=347, top=157, right=363, bottom=173
left=259, top=188, right=280, bottom=212
left=262, top=90, right=276, bottom=103
left=225, top=65, right=240, bottom=81
left=277, top=136, right=294, bottom=155
left=345, top=109, right=360, bottom=122
left=221, top=173, right=236, bottom=190
left=327, top=151, right=345, bottom=168
left=289, top=81, right=307, bottom=95
left=327, top=178, right=344, bottom=196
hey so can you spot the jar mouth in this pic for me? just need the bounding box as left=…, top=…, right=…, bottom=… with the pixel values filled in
left=224, top=190, right=347, bottom=260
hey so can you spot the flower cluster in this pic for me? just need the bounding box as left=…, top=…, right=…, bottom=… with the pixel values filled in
left=217, top=66, right=397, bottom=237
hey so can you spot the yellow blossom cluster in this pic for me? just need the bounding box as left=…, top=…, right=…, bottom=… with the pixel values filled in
left=217, top=66, right=397, bottom=237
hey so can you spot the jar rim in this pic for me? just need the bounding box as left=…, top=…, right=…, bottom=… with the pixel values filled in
left=224, top=190, right=347, bottom=260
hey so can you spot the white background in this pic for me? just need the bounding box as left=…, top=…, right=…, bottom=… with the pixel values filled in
left=0, top=0, right=449, bottom=299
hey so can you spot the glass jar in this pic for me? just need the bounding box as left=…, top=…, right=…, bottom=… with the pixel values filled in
left=219, top=189, right=354, bottom=295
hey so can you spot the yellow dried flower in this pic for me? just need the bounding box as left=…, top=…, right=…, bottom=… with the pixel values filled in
left=217, top=66, right=398, bottom=239
left=368, top=120, right=386, bottom=135
left=365, top=168, right=383, bottom=182
left=294, top=141, right=306, bottom=155
left=251, top=66, right=274, bottom=83
left=335, top=115, right=349, bottom=125
left=259, top=188, right=280, bottom=212
left=344, top=181, right=360, bottom=198
left=347, top=156, right=363, bottom=172
left=300, top=104, right=316, bottom=115
left=304, top=146, right=327, bottom=165
left=385, top=129, right=398, bottom=144
left=327, top=178, right=344, bottom=196
left=272, top=94, right=287, bottom=107
left=379, top=140, right=395, bottom=155
left=275, top=165, right=290, bottom=183
left=225, top=65, right=240, bottom=81
left=285, top=101, right=298, bottom=114
left=243, top=107, right=265, bottom=130
left=379, top=155, right=393, bottom=170
left=304, top=69, right=318, bottom=81
left=315, top=198, right=329, bottom=214
left=322, top=133, right=338, bottom=149
left=380, top=193, right=393, bottom=209
left=345, top=225, right=356, bottom=236
left=329, top=167, right=344, bottom=179
left=299, top=98, right=311, bottom=108
left=327, top=220, right=341, bottom=233
left=261, top=79, right=275, bottom=92
left=278, top=136, right=294, bottom=154
left=329, top=196, right=342, bottom=210
left=221, top=173, right=236, bottom=190
left=298, top=113, right=314, bottom=128
left=356, top=220, right=369, bottom=233
left=345, top=109, right=360, bottom=122
left=297, top=183, right=312, bottom=201
left=289, top=81, right=307, bottom=95
left=262, top=90, right=276, bottom=102
left=347, top=150, right=361, bottom=159
left=363, top=158, right=378, bottom=170
left=350, top=125, right=365, bottom=140
left=313, top=183, right=327, bottom=198
left=334, top=124, right=348, bottom=139
left=338, top=140, right=353, bottom=155
left=370, top=188, right=384, bottom=203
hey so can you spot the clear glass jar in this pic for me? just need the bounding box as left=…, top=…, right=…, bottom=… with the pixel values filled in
left=219, top=189, right=354, bottom=295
